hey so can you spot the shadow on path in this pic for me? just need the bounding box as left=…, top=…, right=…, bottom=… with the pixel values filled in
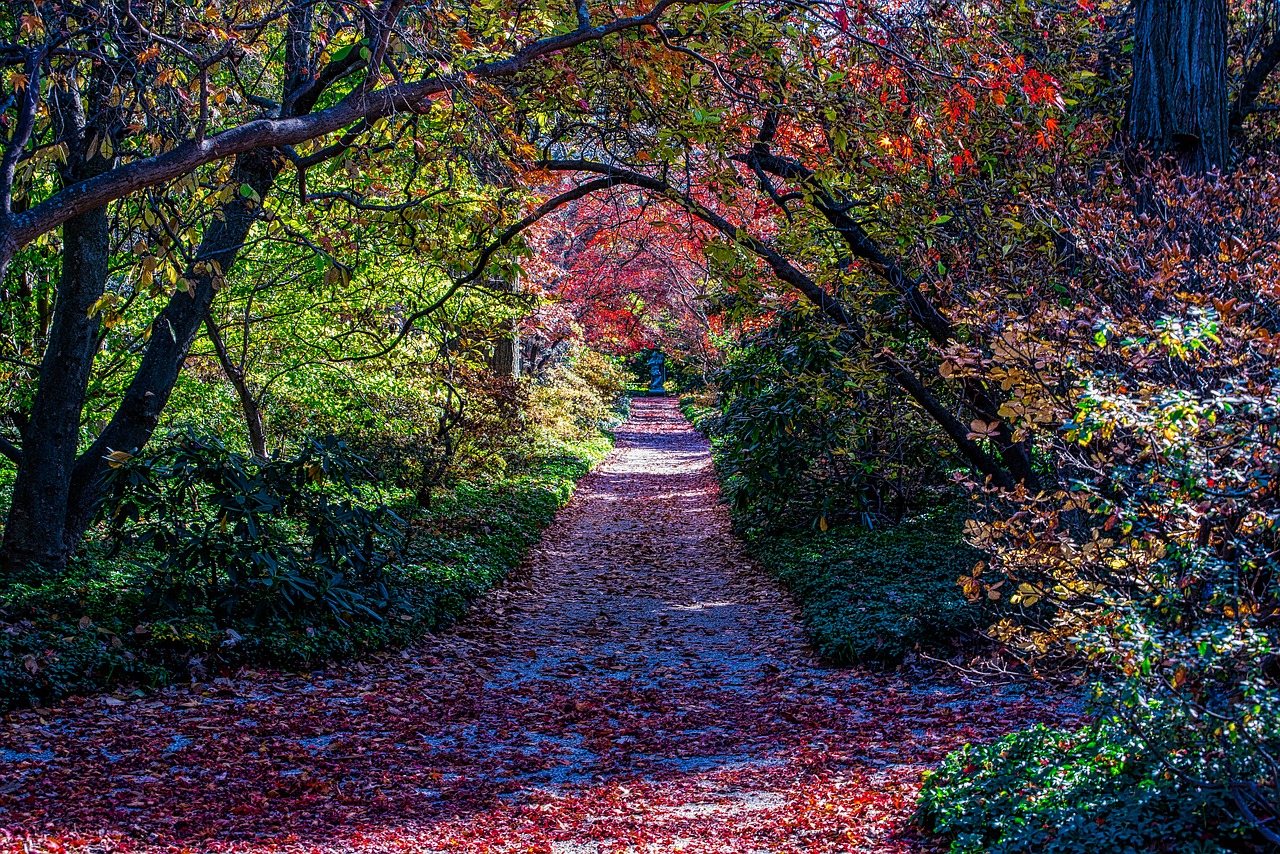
left=0, top=398, right=1066, bottom=853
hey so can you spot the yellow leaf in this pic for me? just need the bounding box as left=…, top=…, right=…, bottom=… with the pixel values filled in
left=104, top=449, right=133, bottom=468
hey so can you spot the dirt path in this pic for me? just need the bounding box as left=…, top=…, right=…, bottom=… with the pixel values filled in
left=1, top=398, right=1056, bottom=853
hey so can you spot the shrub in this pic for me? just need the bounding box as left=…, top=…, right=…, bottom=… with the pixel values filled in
left=0, top=439, right=606, bottom=709
left=705, top=310, right=952, bottom=532
left=99, top=434, right=404, bottom=625
left=917, top=718, right=1267, bottom=854
left=747, top=514, right=982, bottom=663
left=0, top=609, right=169, bottom=709
left=932, top=161, right=1280, bottom=846
left=528, top=348, right=628, bottom=445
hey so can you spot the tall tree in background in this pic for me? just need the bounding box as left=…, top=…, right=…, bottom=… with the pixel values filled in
left=1128, top=0, right=1229, bottom=171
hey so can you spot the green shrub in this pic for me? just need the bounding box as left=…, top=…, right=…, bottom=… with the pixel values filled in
left=0, top=428, right=609, bottom=710
left=747, top=514, right=982, bottom=663
left=100, top=434, right=403, bottom=625
left=703, top=311, right=951, bottom=532
left=917, top=719, right=1266, bottom=854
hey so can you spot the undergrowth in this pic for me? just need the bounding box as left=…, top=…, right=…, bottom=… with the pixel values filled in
left=0, top=435, right=608, bottom=710
left=681, top=395, right=980, bottom=665
left=917, top=719, right=1266, bottom=854
left=745, top=518, right=981, bottom=664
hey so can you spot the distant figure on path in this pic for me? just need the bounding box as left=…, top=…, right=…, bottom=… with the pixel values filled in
left=648, top=350, right=667, bottom=394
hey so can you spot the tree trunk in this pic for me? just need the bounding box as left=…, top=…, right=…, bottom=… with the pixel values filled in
left=1128, top=0, right=1229, bottom=172
left=205, top=314, right=268, bottom=459
left=0, top=207, right=107, bottom=571
left=0, top=75, right=114, bottom=573
left=61, top=149, right=282, bottom=552
left=489, top=278, right=520, bottom=378
left=492, top=335, right=520, bottom=378
left=2, top=11, right=317, bottom=570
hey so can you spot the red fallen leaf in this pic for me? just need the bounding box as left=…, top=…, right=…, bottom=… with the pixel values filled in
left=0, top=400, right=1071, bottom=854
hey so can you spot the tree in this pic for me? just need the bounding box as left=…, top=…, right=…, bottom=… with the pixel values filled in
left=0, top=0, right=678, bottom=572
left=1127, top=0, right=1230, bottom=171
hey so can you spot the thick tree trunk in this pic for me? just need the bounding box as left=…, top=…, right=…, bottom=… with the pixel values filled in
left=0, top=207, right=107, bottom=571
left=61, top=150, right=281, bottom=551
left=1128, top=0, right=1229, bottom=172
left=0, top=74, right=115, bottom=573
left=2, top=11, right=319, bottom=570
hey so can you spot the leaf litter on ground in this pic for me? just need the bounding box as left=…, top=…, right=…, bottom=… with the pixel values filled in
left=0, top=398, right=1077, bottom=853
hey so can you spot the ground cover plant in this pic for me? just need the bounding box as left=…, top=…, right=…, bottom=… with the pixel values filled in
left=745, top=519, right=982, bottom=664
left=917, top=720, right=1263, bottom=854
left=0, top=355, right=622, bottom=710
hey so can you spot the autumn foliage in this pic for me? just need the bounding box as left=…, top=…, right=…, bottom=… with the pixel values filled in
left=2, top=0, right=1280, bottom=847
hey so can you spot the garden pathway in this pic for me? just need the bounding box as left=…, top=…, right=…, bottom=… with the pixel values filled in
left=0, top=397, right=1056, bottom=853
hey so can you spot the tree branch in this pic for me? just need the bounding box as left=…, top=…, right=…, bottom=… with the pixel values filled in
left=332, top=175, right=620, bottom=364
left=539, top=157, right=1017, bottom=487
left=0, top=49, right=44, bottom=215
left=0, top=1, right=680, bottom=270
left=1231, top=14, right=1280, bottom=132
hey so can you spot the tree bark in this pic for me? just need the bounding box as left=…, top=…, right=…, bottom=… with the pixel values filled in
left=0, top=207, right=107, bottom=571
left=489, top=278, right=521, bottom=378
left=1128, top=0, right=1229, bottom=172
left=0, top=78, right=114, bottom=573
left=492, top=335, right=520, bottom=378
left=61, top=149, right=281, bottom=551
left=205, top=314, right=269, bottom=459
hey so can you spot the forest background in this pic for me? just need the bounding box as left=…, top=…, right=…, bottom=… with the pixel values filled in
left=1, top=0, right=1280, bottom=848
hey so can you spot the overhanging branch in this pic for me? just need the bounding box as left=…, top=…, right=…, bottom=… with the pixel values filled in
left=1, top=0, right=680, bottom=268
left=538, top=157, right=1017, bottom=487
